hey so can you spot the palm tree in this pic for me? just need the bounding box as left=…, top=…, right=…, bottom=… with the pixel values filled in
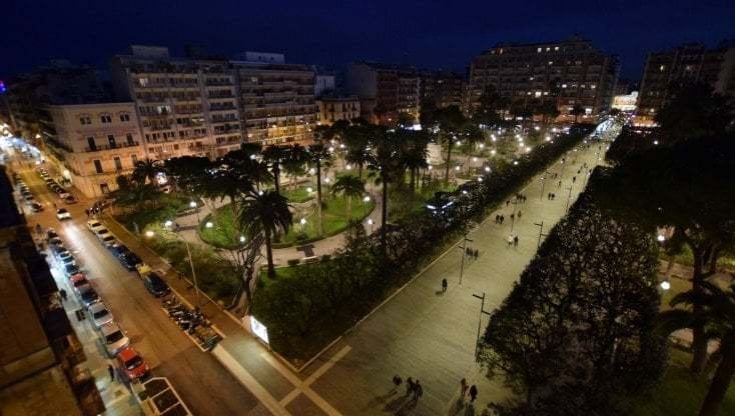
left=570, top=104, right=585, bottom=124
left=262, top=146, right=289, bottom=194
left=658, top=281, right=735, bottom=416
left=132, top=158, right=162, bottom=184
left=367, top=132, right=401, bottom=255
left=331, top=175, right=365, bottom=218
left=308, top=143, right=332, bottom=236
left=396, top=130, right=429, bottom=193
left=434, top=106, right=466, bottom=184
left=344, top=126, right=371, bottom=178
left=238, top=190, right=293, bottom=278
left=283, top=144, right=309, bottom=190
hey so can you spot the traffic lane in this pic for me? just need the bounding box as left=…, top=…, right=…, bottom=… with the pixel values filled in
left=59, top=210, right=263, bottom=415
left=18, top=167, right=263, bottom=415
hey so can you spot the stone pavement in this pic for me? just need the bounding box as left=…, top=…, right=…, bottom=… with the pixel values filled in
left=302, top=132, right=614, bottom=415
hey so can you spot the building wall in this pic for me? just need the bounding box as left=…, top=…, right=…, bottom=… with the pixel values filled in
left=419, top=71, right=465, bottom=110
left=346, top=62, right=422, bottom=125
left=47, top=102, right=147, bottom=198
left=636, top=43, right=735, bottom=126
left=469, top=36, right=618, bottom=122
left=316, top=97, right=361, bottom=125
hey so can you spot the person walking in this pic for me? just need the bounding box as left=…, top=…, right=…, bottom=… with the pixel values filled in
left=500, top=215, right=504, bottom=224
left=469, top=385, right=478, bottom=403
left=460, top=378, right=468, bottom=398
left=405, top=377, right=415, bottom=396
left=505, top=200, right=510, bottom=207
left=35, top=223, right=42, bottom=235
left=108, top=364, right=115, bottom=382
left=495, top=214, right=499, bottom=223
left=473, top=249, right=479, bottom=260
left=59, top=289, right=67, bottom=301
left=558, top=180, right=562, bottom=188
left=513, top=235, right=519, bottom=247
left=572, top=176, right=577, bottom=183
left=507, top=235, right=513, bottom=247
left=413, top=380, right=423, bottom=400
left=517, top=210, right=522, bottom=220
left=392, top=375, right=402, bottom=393
left=441, top=278, right=448, bottom=293
left=85, top=208, right=90, bottom=217
left=509, top=213, right=514, bottom=221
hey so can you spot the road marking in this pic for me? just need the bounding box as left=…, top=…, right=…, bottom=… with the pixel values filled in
left=212, top=345, right=291, bottom=416
left=263, top=345, right=351, bottom=415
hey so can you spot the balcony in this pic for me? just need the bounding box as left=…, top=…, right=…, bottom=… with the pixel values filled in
left=84, top=141, right=140, bottom=153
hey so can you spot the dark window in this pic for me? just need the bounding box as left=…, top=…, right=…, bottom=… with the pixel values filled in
left=93, top=160, right=103, bottom=174
left=87, top=137, right=96, bottom=151
left=126, top=133, right=134, bottom=145
left=114, top=157, right=122, bottom=172
left=108, top=135, right=116, bottom=147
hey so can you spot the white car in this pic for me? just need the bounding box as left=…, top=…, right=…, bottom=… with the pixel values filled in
left=56, top=208, right=72, bottom=220
left=100, top=322, right=130, bottom=357
left=88, top=302, right=114, bottom=328
left=86, top=220, right=105, bottom=234
left=58, top=191, right=71, bottom=199
left=95, top=228, right=111, bottom=239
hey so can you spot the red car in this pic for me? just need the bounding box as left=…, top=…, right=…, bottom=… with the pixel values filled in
left=116, top=346, right=150, bottom=382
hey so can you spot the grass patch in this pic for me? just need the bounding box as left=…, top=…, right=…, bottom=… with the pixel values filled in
left=199, top=195, right=375, bottom=249
left=631, top=349, right=735, bottom=416
left=116, top=192, right=190, bottom=232
left=282, top=186, right=314, bottom=204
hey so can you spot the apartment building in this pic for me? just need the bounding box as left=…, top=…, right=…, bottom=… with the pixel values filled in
left=316, top=96, right=361, bottom=125
left=110, top=45, right=243, bottom=159
left=346, top=62, right=422, bottom=125
left=635, top=42, right=735, bottom=126
left=468, top=35, right=618, bottom=121
left=233, top=52, right=317, bottom=145
left=45, top=102, right=146, bottom=197
left=419, top=70, right=465, bottom=109
left=0, top=168, right=103, bottom=415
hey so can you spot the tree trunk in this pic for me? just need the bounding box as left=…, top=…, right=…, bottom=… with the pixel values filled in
left=265, top=229, right=275, bottom=278
left=409, top=168, right=416, bottom=194
left=316, top=162, right=323, bottom=236
left=444, top=139, right=453, bottom=185
left=690, top=247, right=710, bottom=374
left=273, top=165, right=280, bottom=194
left=346, top=195, right=352, bottom=219
left=358, top=163, right=363, bottom=179
left=698, top=334, right=735, bottom=416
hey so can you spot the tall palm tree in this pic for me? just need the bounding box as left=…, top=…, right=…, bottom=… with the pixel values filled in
left=262, top=145, right=289, bottom=194
left=132, top=158, right=163, bottom=185
left=367, top=131, right=401, bottom=255
left=330, top=175, right=365, bottom=218
left=434, top=106, right=466, bottom=184
left=658, top=281, right=735, bottom=416
left=397, top=130, right=429, bottom=193
left=238, top=190, right=293, bottom=278
left=283, top=144, right=309, bottom=190
left=308, top=143, right=332, bottom=236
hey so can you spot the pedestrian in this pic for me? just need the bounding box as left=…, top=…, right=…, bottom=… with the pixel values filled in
left=52, top=202, right=57, bottom=209
left=513, top=235, right=519, bottom=247
left=441, top=278, right=448, bottom=293
left=547, top=192, right=551, bottom=200
left=507, top=235, right=513, bottom=247
left=108, top=364, right=115, bottom=382
left=572, top=176, right=576, bottom=183
left=505, top=200, right=510, bottom=207
left=392, top=375, right=402, bottom=393
left=473, top=249, right=479, bottom=260
left=35, top=223, right=42, bottom=235
left=85, top=208, right=90, bottom=217
left=413, top=380, right=423, bottom=400
left=499, top=215, right=504, bottom=224
left=469, top=385, right=478, bottom=402
left=558, top=180, right=562, bottom=188
left=405, top=377, right=415, bottom=396
left=495, top=214, right=499, bottom=223
left=517, top=210, right=522, bottom=219
left=509, top=213, right=514, bottom=221
left=460, top=378, right=468, bottom=398
left=59, top=288, right=67, bottom=301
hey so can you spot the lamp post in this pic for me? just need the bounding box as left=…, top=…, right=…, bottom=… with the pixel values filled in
left=472, top=292, right=492, bottom=360
left=564, top=184, right=574, bottom=213
left=189, top=200, right=199, bottom=224
left=162, top=221, right=201, bottom=308
left=533, top=221, right=547, bottom=249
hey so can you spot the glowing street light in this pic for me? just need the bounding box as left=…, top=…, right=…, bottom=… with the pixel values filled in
left=145, top=230, right=155, bottom=238
left=300, top=218, right=307, bottom=225
left=657, top=234, right=666, bottom=242
left=306, top=187, right=313, bottom=193
left=484, top=166, right=491, bottom=172
left=189, top=201, right=197, bottom=208
left=363, top=195, right=371, bottom=202
left=205, top=221, right=214, bottom=229
left=239, top=235, right=247, bottom=243
left=660, top=280, right=671, bottom=291
left=164, top=220, right=174, bottom=228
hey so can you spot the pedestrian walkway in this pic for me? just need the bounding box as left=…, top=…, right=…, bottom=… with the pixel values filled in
left=302, top=134, right=613, bottom=415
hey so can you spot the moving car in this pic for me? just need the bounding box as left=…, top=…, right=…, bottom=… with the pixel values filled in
left=99, top=322, right=130, bottom=357
left=116, top=347, right=150, bottom=381
left=86, top=220, right=105, bottom=234
left=143, top=272, right=170, bottom=297
left=56, top=208, right=72, bottom=220
left=88, top=302, right=114, bottom=328
left=77, top=284, right=100, bottom=308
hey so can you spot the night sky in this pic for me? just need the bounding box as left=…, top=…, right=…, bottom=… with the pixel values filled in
left=3, top=0, right=734, bottom=80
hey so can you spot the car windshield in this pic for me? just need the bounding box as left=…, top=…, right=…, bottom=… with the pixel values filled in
left=106, top=331, right=124, bottom=343
left=90, top=222, right=101, bottom=227
left=124, top=356, right=143, bottom=370
left=81, top=289, right=97, bottom=299
left=58, top=209, right=68, bottom=214
left=93, top=309, right=109, bottom=319
left=65, top=265, right=79, bottom=273
left=103, top=235, right=115, bottom=242
left=73, top=279, right=87, bottom=287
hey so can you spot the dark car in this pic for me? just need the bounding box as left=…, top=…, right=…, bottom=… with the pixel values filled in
left=143, top=273, right=170, bottom=297
left=63, top=263, right=81, bottom=277
left=31, top=202, right=45, bottom=212
left=78, top=286, right=100, bottom=308
left=119, top=252, right=143, bottom=271
left=46, top=229, right=59, bottom=240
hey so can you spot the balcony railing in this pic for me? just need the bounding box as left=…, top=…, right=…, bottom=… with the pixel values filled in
left=84, top=141, right=140, bottom=153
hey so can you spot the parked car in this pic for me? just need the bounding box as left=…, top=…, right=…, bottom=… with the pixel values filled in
left=143, top=272, right=170, bottom=297
left=30, top=202, right=44, bottom=212
left=64, top=195, right=77, bottom=204
left=119, top=251, right=143, bottom=271
left=63, top=263, right=81, bottom=278
left=86, top=220, right=105, bottom=234
left=57, top=250, right=76, bottom=267
left=99, top=322, right=130, bottom=357
left=46, top=228, right=59, bottom=240
left=70, top=275, right=90, bottom=294
left=58, top=191, right=71, bottom=199
left=23, top=195, right=35, bottom=204
left=116, top=347, right=150, bottom=381
left=48, top=237, right=65, bottom=251
left=88, top=302, right=114, bottom=328
left=100, top=234, right=117, bottom=248
left=56, top=208, right=72, bottom=220
left=77, top=285, right=100, bottom=308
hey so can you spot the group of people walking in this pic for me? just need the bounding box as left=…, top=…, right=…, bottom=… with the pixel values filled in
left=391, top=375, right=424, bottom=402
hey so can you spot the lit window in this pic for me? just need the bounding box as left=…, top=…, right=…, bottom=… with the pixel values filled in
left=561, top=84, right=567, bottom=88
left=590, top=84, right=596, bottom=89
left=546, top=47, right=550, bottom=52
left=554, top=46, right=559, bottom=51
left=100, top=114, right=112, bottom=123
left=529, top=76, right=534, bottom=81
left=548, top=61, right=553, bottom=65
left=535, top=91, right=542, bottom=97
left=659, top=65, right=665, bottom=72
left=537, top=47, right=542, bottom=53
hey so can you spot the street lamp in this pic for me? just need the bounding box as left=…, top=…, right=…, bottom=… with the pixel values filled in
left=205, top=221, right=214, bottom=229
left=366, top=218, right=374, bottom=234
left=660, top=280, right=671, bottom=291
left=472, top=292, right=492, bottom=360
left=162, top=221, right=202, bottom=307
left=533, top=221, right=548, bottom=249
left=457, top=234, right=474, bottom=285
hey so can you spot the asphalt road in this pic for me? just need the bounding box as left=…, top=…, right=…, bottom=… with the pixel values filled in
left=14, top=160, right=266, bottom=416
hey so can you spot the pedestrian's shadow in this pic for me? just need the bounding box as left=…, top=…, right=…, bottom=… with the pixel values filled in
left=463, top=403, right=476, bottom=416
left=383, top=395, right=410, bottom=413
left=393, top=397, right=418, bottom=415
left=435, top=290, right=445, bottom=296
left=363, top=390, right=396, bottom=410
left=448, top=398, right=465, bottom=415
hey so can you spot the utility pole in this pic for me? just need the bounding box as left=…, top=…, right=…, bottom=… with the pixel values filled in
left=457, top=233, right=474, bottom=285
left=533, top=221, right=548, bottom=249
left=472, top=292, right=492, bottom=360
left=539, top=170, right=551, bottom=201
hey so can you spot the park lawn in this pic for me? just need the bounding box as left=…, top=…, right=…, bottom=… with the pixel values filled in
left=631, top=348, right=735, bottom=416
left=115, top=192, right=190, bottom=232
left=199, top=195, right=374, bottom=249
left=282, top=186, right=314, bottom=203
